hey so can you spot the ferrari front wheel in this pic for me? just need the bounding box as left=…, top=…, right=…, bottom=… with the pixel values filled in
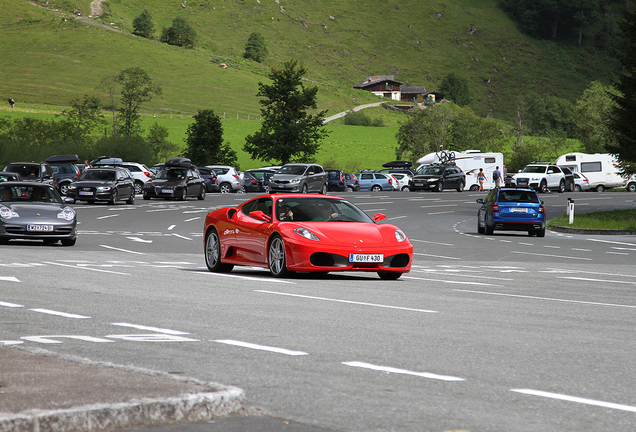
left=269, top=235, right=291, bottom=278
left=205, top=228, right=233, bottom=273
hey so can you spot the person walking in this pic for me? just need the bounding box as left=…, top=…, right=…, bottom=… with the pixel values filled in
left=477, top=168, right=486, bottom=191
left=493, top=166, right=503, bottom=188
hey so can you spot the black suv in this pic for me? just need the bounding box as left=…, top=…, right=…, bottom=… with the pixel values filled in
left=409, top=164, right=466, bottom=192
left=46, top=155, right=81, bottom=196
left=4, top=162, right=58, bottom=189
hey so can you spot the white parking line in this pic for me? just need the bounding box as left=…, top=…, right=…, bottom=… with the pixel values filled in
left=111, top=323, right=189, bottom=335
left=126, top=237, right=153, bottom=243
left=454, top=289, right=636, bottom=309
left=413, top=253, right=461, bottom=260
left=168, top=225, right=176, bottom=230
left=343, top=361, right=464, bottom=381
left=30, top=309, right=90, bottom=319
left=510, top=251, right=593, bottom=261
left=172, top=233, right=192, bottom=240
left=559, top=276, right=636, bottom=285
left=512, top=389, right=636, bottom=413
left=96, top=214, right=119, bottom=220
left=255, top=290, right=437, bottom=313
left=0, top=301, right=23, bottom=308
left=99, top=245, right=145, bottom=255
left=43, top=261, right=131, bottom=275
left=0, top=276, right=20, bottom=282
left=404, top=276, right=501, bottom=287
left=214, top=340, right=308, bottom=356
left=200, top=271, right=296, bottom=284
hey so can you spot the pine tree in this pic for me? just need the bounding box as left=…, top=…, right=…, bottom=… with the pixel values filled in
left=132, top=9, right=154, bottom=39
left=160, top=16, right=197, bottom=48
left=243, top=32, right=268, bottom=63
left=439, top=72, right=472, bottom=107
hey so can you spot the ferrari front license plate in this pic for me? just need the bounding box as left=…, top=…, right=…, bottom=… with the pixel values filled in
left=161, top=189, right=174, bottom=194
left=349, top=253, right=384, bottom=263
left=27, top=225, right=53, bottom=232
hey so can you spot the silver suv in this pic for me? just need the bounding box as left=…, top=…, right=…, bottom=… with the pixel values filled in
left=206, top=165, right=242, bottom=193
left=512, top=163, right=566, bottom=193
left=268, top=163, right=328, bottom=194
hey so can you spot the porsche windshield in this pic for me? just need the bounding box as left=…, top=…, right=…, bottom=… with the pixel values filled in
left=274, top=197, right=373, bottom=222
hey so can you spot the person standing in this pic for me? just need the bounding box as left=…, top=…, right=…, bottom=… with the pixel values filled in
left=477, top=168, right=486, bottom=191
left=83, top=160, right=91, bottom=172
left=493, top=166, right=503, bottom=188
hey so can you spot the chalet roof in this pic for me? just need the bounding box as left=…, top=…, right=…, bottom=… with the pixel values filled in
left=400, top=86, right=427, bottom=94
left=353, top=75, right=403, bottom=88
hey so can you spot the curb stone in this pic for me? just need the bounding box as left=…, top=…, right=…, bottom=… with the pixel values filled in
left=548, top=225, right=636, bottom=235
left=0, top=347, right=245, bottom=432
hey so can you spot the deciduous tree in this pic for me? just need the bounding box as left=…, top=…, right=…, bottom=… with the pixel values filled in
left=244, top=60, right=329, bottom=165
left=161, top=16, right=196, bottom=48
left=114, top=67, right=162, bottom=137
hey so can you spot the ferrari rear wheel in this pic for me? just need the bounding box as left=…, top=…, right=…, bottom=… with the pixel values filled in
left=268, top=235, right=290, bottom=278
left=378, top=272, right=402, bottom=280
left=205, top=228, right=233, bottom=273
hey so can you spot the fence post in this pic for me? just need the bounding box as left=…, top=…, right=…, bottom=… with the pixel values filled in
left=237, top=113, right=239, bottom=119
left=568, top=199, right=575, bottom=224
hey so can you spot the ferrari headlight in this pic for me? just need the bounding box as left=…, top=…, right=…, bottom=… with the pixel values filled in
left=0, top=206, right=19, bottom=219
left=57, top=207, right=76, bottom=221
left=294, top=228, right=320, bottom=241
left=97, top=186, right=111, bottom=191
left=394, top=229, right=407, bottom=242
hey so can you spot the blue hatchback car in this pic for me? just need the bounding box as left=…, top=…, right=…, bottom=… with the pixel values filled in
left=476, top=188, right=546, bottom=237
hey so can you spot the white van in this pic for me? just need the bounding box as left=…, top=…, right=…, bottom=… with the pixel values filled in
left=416, top=150, right=504, bottom=191
left=554, top=153, right=626, bottom=192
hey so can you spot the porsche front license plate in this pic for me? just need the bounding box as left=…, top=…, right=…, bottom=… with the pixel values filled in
left=349, top=253, right=383, bottom=263
left=27, top=225, right=53, bottom=232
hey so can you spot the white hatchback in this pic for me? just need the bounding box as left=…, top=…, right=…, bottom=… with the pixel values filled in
left=207, top=165, right=242, bottom=193
left=122, top=162, right=154, bottom=194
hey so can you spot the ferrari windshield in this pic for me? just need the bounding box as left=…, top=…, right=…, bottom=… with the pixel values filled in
left=274, top=197, right=373, bottom=222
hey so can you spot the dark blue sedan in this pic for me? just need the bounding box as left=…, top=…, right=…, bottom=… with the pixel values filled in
left=476, top=188, right=546, bottom=237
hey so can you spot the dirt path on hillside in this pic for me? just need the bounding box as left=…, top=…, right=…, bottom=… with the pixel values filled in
left=74, top=0, right=123, bottom=33
left=90, top=0, right=104, bottom=17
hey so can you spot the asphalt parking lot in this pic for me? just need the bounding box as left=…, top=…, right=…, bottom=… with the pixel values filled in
left=2, top=190, right=636, bottom=432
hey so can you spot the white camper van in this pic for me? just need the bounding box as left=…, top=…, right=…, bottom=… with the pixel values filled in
left=416, top=150, right=504, bottom=191
left=554, top=153, right=627, bottom=192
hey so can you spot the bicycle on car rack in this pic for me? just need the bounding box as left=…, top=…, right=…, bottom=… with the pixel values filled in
left=436, top=150, right=456, bottom=164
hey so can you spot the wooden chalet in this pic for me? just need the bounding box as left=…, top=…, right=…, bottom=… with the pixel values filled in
left=399, top=86, right=427, bottom=102
left=353, top=75, right=404, bottom=101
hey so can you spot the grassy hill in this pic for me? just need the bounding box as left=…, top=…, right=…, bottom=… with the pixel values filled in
left=1, top=0, right=615, bottom=120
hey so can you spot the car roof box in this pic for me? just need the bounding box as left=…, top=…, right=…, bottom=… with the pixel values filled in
left=93, top=157, right=123, bottom=166
left=46, top=154, right=79, bottom=163
left=165, top=157, right=192, bottom=167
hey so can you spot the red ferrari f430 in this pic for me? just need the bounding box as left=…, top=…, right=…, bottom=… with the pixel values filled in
left=203, top=194, right=413, bottom=279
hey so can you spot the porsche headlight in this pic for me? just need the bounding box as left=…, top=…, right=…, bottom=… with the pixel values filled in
left=0, top=206, right=19, bottom=219
left=394, top=229, right=407, bottom=242
left=294, top=228, right=320, bottom=241
left=97, top=186, right=112, bottom=191
left=57, top=207, right=76, bottom=221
